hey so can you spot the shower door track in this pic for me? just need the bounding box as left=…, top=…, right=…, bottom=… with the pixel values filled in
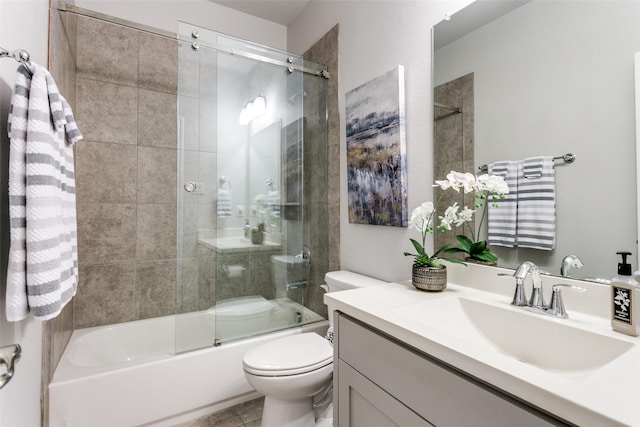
left=55, top=2, right=330, bottom=79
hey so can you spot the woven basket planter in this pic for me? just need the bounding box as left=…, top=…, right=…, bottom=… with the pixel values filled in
left=412, top=265, right=447, bottom=292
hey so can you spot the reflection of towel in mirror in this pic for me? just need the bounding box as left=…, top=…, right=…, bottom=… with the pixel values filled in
left=217, top=189, right=232, bottom=217
left=487, top=160, right=518, bottom=247
left=266, top=191, right=280, bottom=216
left=516, top=156, right=556, bottom=250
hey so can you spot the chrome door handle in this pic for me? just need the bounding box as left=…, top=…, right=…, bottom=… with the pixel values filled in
left=0, top=344, right=21, bottom=390
left=184, top=181, right=198, bottom=193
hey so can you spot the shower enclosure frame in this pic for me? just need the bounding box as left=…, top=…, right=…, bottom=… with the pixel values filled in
left=176, top=22, right=330, bottom=353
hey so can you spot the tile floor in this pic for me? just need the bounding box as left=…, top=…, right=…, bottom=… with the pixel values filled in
left=172, top=397, right=264, bottom=427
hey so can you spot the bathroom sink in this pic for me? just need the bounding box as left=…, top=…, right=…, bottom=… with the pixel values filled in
left=397, top=296, right=633, bottom=377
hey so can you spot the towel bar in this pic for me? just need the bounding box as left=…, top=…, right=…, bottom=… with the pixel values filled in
left=479, top=152, right=575, bottom=173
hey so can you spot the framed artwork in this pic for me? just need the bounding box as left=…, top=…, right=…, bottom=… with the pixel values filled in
left=345, top=65, right=408, bottom=227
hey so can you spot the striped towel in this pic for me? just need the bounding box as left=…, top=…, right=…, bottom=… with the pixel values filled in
left=217, top=188, right=232, bottom=217
left=516, top=156, right=556, bottom=250
left=487, top=161, right=518, bottom=247
left=6, top=63, right=83, bottom=321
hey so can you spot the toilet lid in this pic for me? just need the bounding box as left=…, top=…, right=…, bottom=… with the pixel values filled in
left=243, top=333, right=333, bottom=376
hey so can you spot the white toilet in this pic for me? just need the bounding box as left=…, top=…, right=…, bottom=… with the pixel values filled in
left=242, top=271, right=386, bottom=427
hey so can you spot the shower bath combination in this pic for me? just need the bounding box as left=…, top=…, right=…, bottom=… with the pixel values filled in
left=46, top=4, right=331, bottom=426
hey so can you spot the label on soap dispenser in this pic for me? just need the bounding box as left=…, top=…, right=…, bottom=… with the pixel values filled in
left=613, top=286, right=632, bottom=324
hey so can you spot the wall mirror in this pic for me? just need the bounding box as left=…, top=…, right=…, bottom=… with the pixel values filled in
left=433, top=0, right=640, bottom=280
left=249, top=119, right=282, bottom=233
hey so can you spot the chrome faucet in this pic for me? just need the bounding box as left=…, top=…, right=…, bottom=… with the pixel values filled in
left=501, top=261, right=585, bottom=318
left=542, top=284, right=586, bottom=319
left=510, top=261, right=544, bottom=308
left=561, top=255, right=584, bottom=277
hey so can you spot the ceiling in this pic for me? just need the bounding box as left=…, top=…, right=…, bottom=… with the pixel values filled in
left=209, top=0, right=311, bottom=25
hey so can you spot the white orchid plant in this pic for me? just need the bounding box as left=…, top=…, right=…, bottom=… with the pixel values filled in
left=404, top=171, right=509, bottom=268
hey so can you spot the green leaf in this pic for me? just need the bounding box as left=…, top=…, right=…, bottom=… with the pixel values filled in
left=409, top=238, right=427, bottom=256
left=432, top=243, right=452, bottom=258
left=455, top=235, right=473, bottom=252
left=470, top=240, right=488, bottom=254
left=473, top=251, right=498, bottom=263
left=443, top=247, right=467, bottom=254
left=414, top=254, right=435, bottom=267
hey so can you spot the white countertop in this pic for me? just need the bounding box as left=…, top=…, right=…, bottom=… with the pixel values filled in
left=325, top=263, right=640, bottom=426
left=197, top=236, right=280, bottom=254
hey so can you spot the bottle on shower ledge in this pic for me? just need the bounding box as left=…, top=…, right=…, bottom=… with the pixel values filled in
left=244, top=220, right=251, bottom=240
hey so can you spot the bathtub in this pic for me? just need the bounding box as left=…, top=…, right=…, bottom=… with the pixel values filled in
left=49, top=297, right=328, bottom=427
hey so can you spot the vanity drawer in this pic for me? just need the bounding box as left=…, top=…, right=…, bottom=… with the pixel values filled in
left=336, top=313, right=569, bottom=427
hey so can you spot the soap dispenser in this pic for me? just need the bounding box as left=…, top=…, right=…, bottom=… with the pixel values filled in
left=244, top=220, right=251, bottom=240
left=611, top=251, right=640, bottom=336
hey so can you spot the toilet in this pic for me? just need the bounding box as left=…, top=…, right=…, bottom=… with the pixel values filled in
left=243, top=271, right=386, bottom=427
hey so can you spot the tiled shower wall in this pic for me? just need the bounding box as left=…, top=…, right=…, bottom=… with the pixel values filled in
left=72, top=15, right=183, bottom=328
left=434, top=73, right=475, bottom=256
left=304, top=24, right=340, bottom=318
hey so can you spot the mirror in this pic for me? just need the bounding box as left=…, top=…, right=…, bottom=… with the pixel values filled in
left=249, top=120, right=282, bottom=235
left=434, top=0, right=640, bottom=280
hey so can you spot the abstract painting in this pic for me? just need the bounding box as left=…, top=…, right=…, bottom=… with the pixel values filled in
left=345, top=66, right=408, bottom=227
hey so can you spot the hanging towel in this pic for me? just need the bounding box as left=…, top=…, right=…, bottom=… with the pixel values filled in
left=6, top=63, right=83, bottom=321
left=487, top=160, right=518, bottom=247
left=266, top=190, right=280, bottom=217
left=217, top=188, right=232, bottom=217
left=516, top=156, right=556, bottom=250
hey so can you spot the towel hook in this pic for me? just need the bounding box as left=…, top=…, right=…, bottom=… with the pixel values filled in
left=0, top=47, right=34, bottom=75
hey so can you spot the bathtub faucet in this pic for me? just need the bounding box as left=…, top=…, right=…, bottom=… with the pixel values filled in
left=286, top=281, right=307, bottom=292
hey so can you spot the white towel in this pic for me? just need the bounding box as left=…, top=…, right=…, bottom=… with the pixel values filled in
left=266, top=190, right=280, bottom=216
left=6, top=63, right=83, bottom=321
left=217, top=188, right=232, bottom=217
left=516, top=156, right=556, bottom=250
left=487, top=161, right=518, bottom=247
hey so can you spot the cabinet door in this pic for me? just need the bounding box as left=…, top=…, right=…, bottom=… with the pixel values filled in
left=337, top=360, right=433, bottom=427
left=337, top=314, right=569, bottom=427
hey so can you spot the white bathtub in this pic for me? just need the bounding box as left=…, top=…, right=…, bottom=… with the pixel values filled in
left=49, top=298, right=328, bottom=427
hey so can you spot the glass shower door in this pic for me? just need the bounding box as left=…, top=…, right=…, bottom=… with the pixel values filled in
left=175, top=24, right=327, bottom=353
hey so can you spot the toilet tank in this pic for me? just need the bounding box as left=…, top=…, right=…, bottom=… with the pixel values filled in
left=324, top=270, right=387, bottom=292
left=324, top=271, right=386, bottom=328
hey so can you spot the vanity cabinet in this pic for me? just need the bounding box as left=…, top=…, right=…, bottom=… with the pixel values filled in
left=334, top=313, right=571, bottom=427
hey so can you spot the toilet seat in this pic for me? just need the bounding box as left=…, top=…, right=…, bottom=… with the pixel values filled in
left=243, top=333, right=333, bottom=377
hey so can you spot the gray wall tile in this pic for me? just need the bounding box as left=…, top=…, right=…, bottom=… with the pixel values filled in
left=137, top=146, right=177, bottom=204
left=136, top=203, right=177, bottom=261
left=139, top=32, right=178, bottom=94
left=135, top=260, right=177, bottom=319
left=178, top=96, right=200, bottom=151
left=197, top=254, right=216, bottom=310
left=177, top=258, right=199, bottom=313
left=77, top=203, right=137, bottom=265
left=138, top=88, right=177, bottom=148
left=75, top=263, right=136, bottom=328
left=75, top=141, right=137, bottom=204
left=76, top=78, right=137, bottom=145
left=76, top=15, right=138, bottom=86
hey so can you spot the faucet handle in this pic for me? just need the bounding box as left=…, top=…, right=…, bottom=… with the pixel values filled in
left=543, top=284, right=586, bottom=319
left=497, top=273, right=529, bottom=306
